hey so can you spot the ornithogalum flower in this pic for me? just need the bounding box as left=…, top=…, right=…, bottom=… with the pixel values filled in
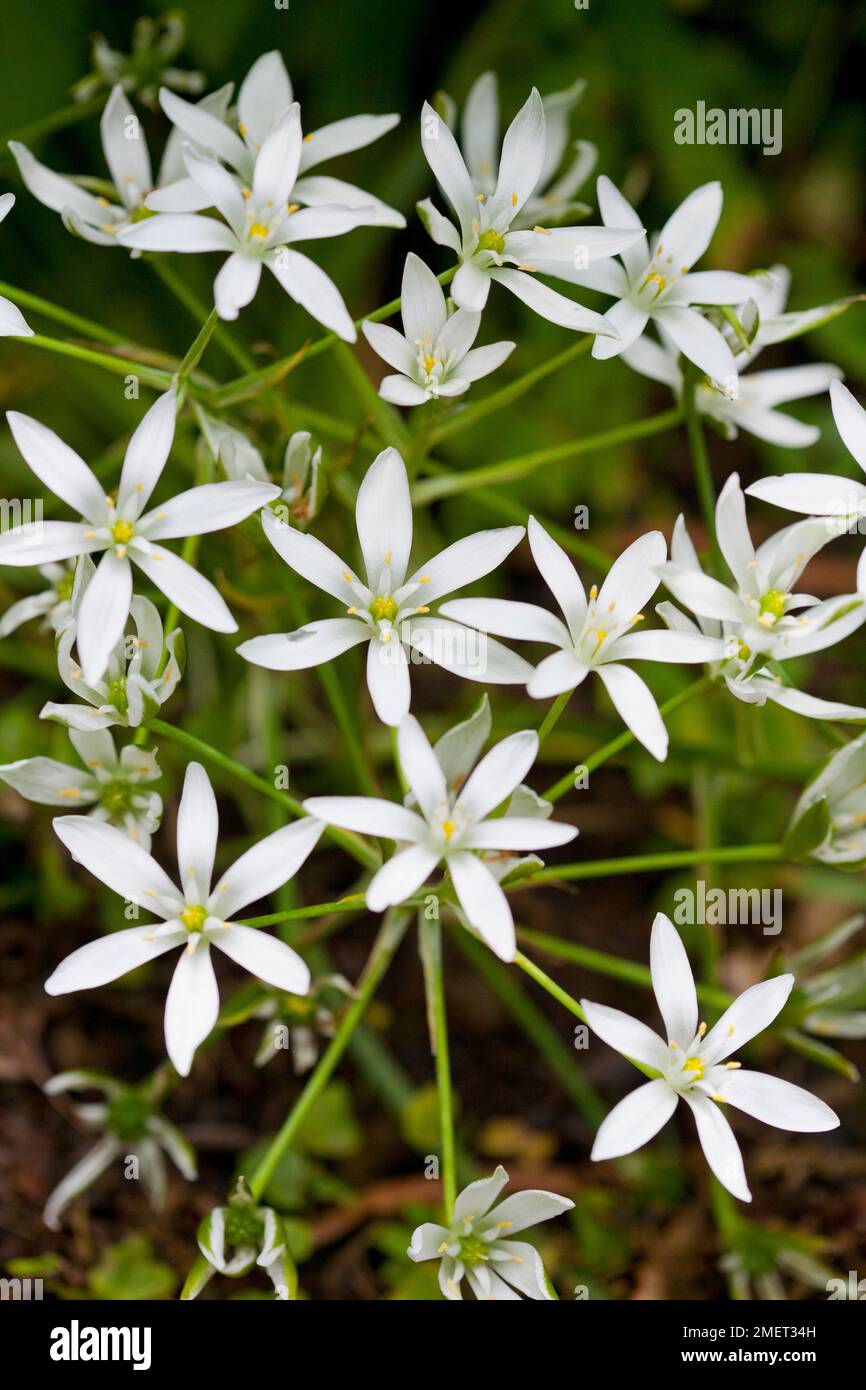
left=304, top=713, right=576, bottom=962
left=569, top=176, right=765, bottom=386
left=42, top=1070, right=196, bottom=1230
left=0, top=390, right=278, bottom=683
left=442, top=517, right=726, bottom=760
left=438, top=71, right=596, bottom=227
left=0, top=194, right=32, bottom=335
left=70, top=11, right=205, bottom=108
left=147, top=50, right=403, bottom=228
left=418, top=88, right=642, bottom=331
left=748, top=380, right=866, bottom=593
left=363, top=253, right=514, bottom=405
left=237, top=447, right=531, bottom=726
left=408, top=1165, right=573, bottom=1300
left=583, top=913, right=839, bottom=1201
left=786, top=732, right=866, bottom=869
left=41, top=584, right=184, bottom=732
left=46, top=763, right=324, bottom=1076
left=0, top=728, right=162, bottom=848
left=622, top=265, right=843, bottom=447
left=656, top=475, right=866, bottom=718
left=192, top=1178, right=294, bottom=1301
left=0, top=559, right=76, bottom=639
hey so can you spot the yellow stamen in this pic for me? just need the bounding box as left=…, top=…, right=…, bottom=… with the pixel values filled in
left=249, top=222, right=270, bottom=239
left=442, top=819, right=456, bottom=842
left=683, top=1056, right=705, bottom=1078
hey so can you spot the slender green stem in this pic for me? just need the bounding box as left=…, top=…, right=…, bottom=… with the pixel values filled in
left=524, top=843, right=783, bottom=885
left=413, top=408, right=682, bottom=505
left=683, top=382, right=722, bottom=574
left=333, top=340, right=411, bottom=453
left=148, top=258, right=254, bottom=374
left=0, top=92, right=105, bottom=147
left=249, top=909, right=409, bottom=1200
left=543, top=675, right=712, bottom=800
left=145, top=717, right=379, bottom=869
left=0, top=282, right=127, bottom=344
left=537, top=689, right=573, bottom=747
left=429, top=335, right=593, bottom=445
left=421, top=916, right=457, bottom=1221
left=176, top=307, right=220, bottom=389
left=16, top=333, right=176, bottom=390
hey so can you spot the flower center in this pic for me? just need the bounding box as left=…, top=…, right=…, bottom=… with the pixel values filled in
left=106, top=1091, right=151, bottom=1143
left=422, top=354, right=438, bottom=375
left=758, top=589, right=786, bottom=623
left=112, top=519, right=134, bottom=545
left=248, top=222, right=270, bottom=240
left=223, top=1207, right=264, bottom=1247
left=107, top=676, right=128, bottom=714
left=476, top=228, right=505, bottom=256
left=458, top=1233, right=490, bottom=1267
left=370, top=594, right=398, bottom=623
left=441, top=819, right=457, bottom=843
left=682, top=1056, right=705, bottom=1080
left=181, top=903, right=208, bottom=933
left=100, top=780, right=134, bottom=815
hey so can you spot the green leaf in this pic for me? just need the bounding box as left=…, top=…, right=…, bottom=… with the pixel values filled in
left=87, top=1237, right=177, bottom=1301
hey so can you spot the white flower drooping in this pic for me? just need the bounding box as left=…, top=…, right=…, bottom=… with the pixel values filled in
left=0, top=390, right=278, bottom=683
left=46, top=762, right=324, bottom=1076
left=304, top=713, right=576, bottom=962
left=237, top=447, right=531, bottom=727
left=408, top=1164, right=573, bottom=1300
left=582, top=913, right=839, bottom=1201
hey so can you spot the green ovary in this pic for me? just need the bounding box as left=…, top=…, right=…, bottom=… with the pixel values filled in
left=107, top=676, right=128, bottom=715
left=458, top=1233, right=491, bottom=1266
left=370, top=595, right=398, bottom=623
left=758, top=589, right=786, bottom=621
left=476, top=229, right=505, bottom=256
left=181, top=903, right=208, bottom=933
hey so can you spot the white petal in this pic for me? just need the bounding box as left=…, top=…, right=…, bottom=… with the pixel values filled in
left=581, top=998, right=670, bottom=1071
left=419, top=101, right=477, bottom=234
left=407, top=616, right=533, bottom=686
left=452, top=259, right=491, bottom=312
left=378, top=374, right=430, bottom=406
left=0, top=294, right=33, bottom=337
left=164, top=944, right=219, bottom=1076
left=361, top=321, right=416, bottom=376
left=132, top=543, right=237, bottom=632
left=253, top=106, right=302, bottom=210
left=407, top=1222, right=451, bottom=1262
left=356, top=448, right=412, bottom=586
left=597, top=663, right=668, bottom=761
left=0, top=757, right=96, bottom=805
left=416, top=197, right=461, bottom=252
left=491, top=1240, right=554, bottom=1300
left=597, top=530, right=666, bottom=616
left=397, top=715, right=447, bottom=820
left=677, top=270, right=761, bottom=305
left=76, top=550, right=132, bottom=686
left=100, top=86, right=152, bottom=207
left=260, top=508, right=358, bottom=603
left=406, top=526, right=523, bottom=605
left=655, top=182, right=722, bottom=271
left=461, top=816, right=576, bottom=851
left=267, top=248, right=356, bottom=341
left=299, top=112, right=400, bottom=169
left=43, top=1135, right=120, bottom=1230
left=238, top=50, right=293, bottom=146
left=718, top=1070, right=838, bottom=1132
left=439, top=597, right=569, bottom=648
left=488, top=88, right=545, bottom=221
left=453, top=1165, right=509, bottom=1223
left=527, top=649, right=590, bottom=698
left=216, top=923, right=310, bottom=995
left=747, top=472, right=866, bottom=516
left=457, top=340, right=514, bottom=382
left=682, top=1091, right=751, bottom=1201
left=461, top=71, right=499, bottom=188
left=159, top=86, right=248, bottom=171
left=302, top=795, right=426, bottom=842
left=649, top=913, right=698, bottom=1049
left=142, top=479, right=277, bottom=541
left=401, top=251, right=447, bottom=343
left=181, top=150, right=247, bottom=233
left=830, top=379, right=866, bottom=473
left=483, top=1188, right=574, bottom=1235
left=455, top=729, right=538, bottom=822
left=591, top=1080, right=678, bottom=1160
left=591, top=297, right=649, bottom=360
left=490, top=268, right=611, bottom=333
left=715, top=473, right=755, bottom=591
left=596, top=175, right=647, bottom=278
left=213, top=816, right=324, bottom=919
left=238, top=618, right=369, bottom=671
left=45, top=925, right=182, bottom=995
left=214, top=252, right=262, bottom=321
left=366, top=637, right=411, bottom=726
left=177, top=762, right=219, bottom=901
left=654, top=305, right=735, bottom=387
left=658, top=563, right=746, bottom=624
left=448, top=850, right=515, bottom=961
left=9, top=141, right=112, bottom=224
left=52, top=814, right=181, bottom=912
left=118, top=213, right=237, bottom=253
left=6, top=411, right=107, bottom=524
left=0, top=520, right=103, bottom=568
left=117, top=390, right=177, bottom=520
left=366, top=844, right=440, bottom=912
left=700, top=975, right=794, bottom=1065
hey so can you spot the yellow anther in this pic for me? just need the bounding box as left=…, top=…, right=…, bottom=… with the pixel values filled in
left=242, top=188, right=251, bottom=200
left=423, top=354, right=437, bottom=374
left=347, top=606, right=358, bottom=615
left=249, top=222, right=270, bottom=239
left=343, top=571, right=354, bottom=582
left=727, top=1024, right=734, bottom=1036
left=384, top=550, right=393, bottom=564
left=725, top=1061, right=741, bottom=1070
left=629, top=613, right=644, bottom=626
left=712, top=1093, right=726, bottom=1103
left=418, top=576, right=430, bottom=583
left=607, top=600, right=616, bottom=612
left=238, top=122, right=248, bottom=137
left=57, top=787, right=81, bottom=799
left=415, top=605, right=429, bottom=614
left=287, top=202, right=300, bottom=214
left=589, top=584, right=598, bottom=600
left=442, top=819, right=456, bottom=842
left=532, top=225, right=552, bottom=235
left=511, top=192, right=518, bottom=206
left=180, top=904, right=207, bottom=933
left=698, top=1021, right=707, bottom=1036
left=97, top=196, right=110, bottom=207
left=304, top=132, right=313, bottom=142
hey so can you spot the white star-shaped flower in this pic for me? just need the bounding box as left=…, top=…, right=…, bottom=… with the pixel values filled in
left=238, top=447, right=531, bottom=726
left=583, top=913, right=839, bottom=1201
left=304, top=713, right=576, bottom=962
left=0, top=390, right=278, bottom=683
left=46, top=762, right=324, bottom=1075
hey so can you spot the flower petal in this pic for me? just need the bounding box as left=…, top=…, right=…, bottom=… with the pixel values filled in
left=177, top=762, right=218, bottom=902
left=483, top=1188, right=574, bottom=1236
left=581, top=998, right=669, bottom=1070
left=302, top=795, right=426, bottom=842
left=45, top=925, right=182, bottom=996
left=7, top=411, right=108, bottom=524
left=596, top=663, right=668, bottom=761
left=682, top=1090, right=751, bottom=1201
left=654, top=305, right=735, bottom=387
left=439, top=597, right=570, bottom=648
left=76, top=550, right=132, bottom=686
left=420, top=101, right=477, bottom=235
left=267, top=248, right=356, bottom=341
left=164, top=943, right=220, bottom=1076
left=213, top=252, right=262, bottom=321
left=118, top=213, right=237, bottom=253
left=356, top=448, right=412, bottom=587
left=213, top=816, right=324, bottom=919
left=528, top=520, right=591, bottom=643
left=717, top=1070, right=839, bottom=1132
left=131, top=543, right=237, bottom=632
left=141, top=479, right=277, bottom=541
left=448, top=850, right=515, bottom=960
left=117, top=390, right=178, bottom=520
left=259, top=508, right=358, bottom=604
left=830, top=379, right=866, bottom=473
left=238, top=618, right=369, bottom=670
left=591, top=1080, right=678, bottom=1160
left=366, top=843, right=440, bottom=912
left=215, top=923, right=310, bottom=996
left=461, top=816, right=576, bottom=851
left=396, top=714, right=448, bottom=820
left=649, top=912, right=698, bottom=1049
left=406, top=526, right=524, bottom=605
left=455, top=729, right=538, bottom=823
left=52, top=814, right=182, bottom=912
left=367, top=637, right=411, bottom=726
left=100, top=86, right=152, bottom=207
left=700, top=975, right=794, bottom=1065
left=453, top=1165, right=510, bottom=1223
left=527, top=649, right=590, bottom=698
left=490, top=268, right=612, bottom=333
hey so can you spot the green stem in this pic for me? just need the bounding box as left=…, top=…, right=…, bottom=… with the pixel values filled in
left=145, top=717, right=378, bottom=870
left=413, top=408, right=682, bottom=505
left=0, top=282, right=127, bottom=344
left=16, top=333, right=176, bottom=390
left=543, top=675, right=712, bottom=800
left=148, top=258, right=254, bottom=374
left=537, top=689, right=573, bottom=747
left=524, top=843, right=783, bottom=884
left=333, top=340, right=411, bottom=453
left=429, top=335, right=593, bottom=445
left=0, top=92, right=105, bottom=147
left=683, top=381, right=722, bottom=575
left=176, top=306, right=220, bottom=389
left=249, top=909, right=409, bottom=1200
left=421, top=916, right=457, bottom=1221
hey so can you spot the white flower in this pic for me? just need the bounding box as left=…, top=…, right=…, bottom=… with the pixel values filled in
left=46, top=762, right=324, bottom=1075
left=582, top=912, right=839, bottom=1201
left=10, top=85, right=228, bottom=250
left=41, top=586, right=184, bottom=731
left=570, top=176, right=766, bottom=385
left=418, top=89, right=643, bottom=331
left=147, top=50, right=404, bottom=228
left=362, top=253, right=514, bottom=405
left=193, top=402, right=269, bottom=482
left=304, top=713, right=576, bottom=962
left=277, top=430, right=322, bottom=527
left=0, top=390, right=278, bottom=683
left=195, top=1177, right=292, bottom=1300
left=657, top=474, right=866, bottom=719
left=41, top=1070, right=196, bottom=1231
left=622, top=267, right=842, bottom=448
left=70, top=12, right=206, bottom=108
left=0, top=728, right=162, bottom=848
left=787, top=732, right=866, bottom=868
left=439, top=71, right=596, bottom=227
left=237, top=447, right=531, bottom=727
left=0, top=194, right=32, bottom=335
left=442, top=517, right=726, bottom=761
left=0, top=560, right=76, bottom=639
left=748, top=380, right=866, bottom=592
left=408, top=1164, right=573, bottom=1299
